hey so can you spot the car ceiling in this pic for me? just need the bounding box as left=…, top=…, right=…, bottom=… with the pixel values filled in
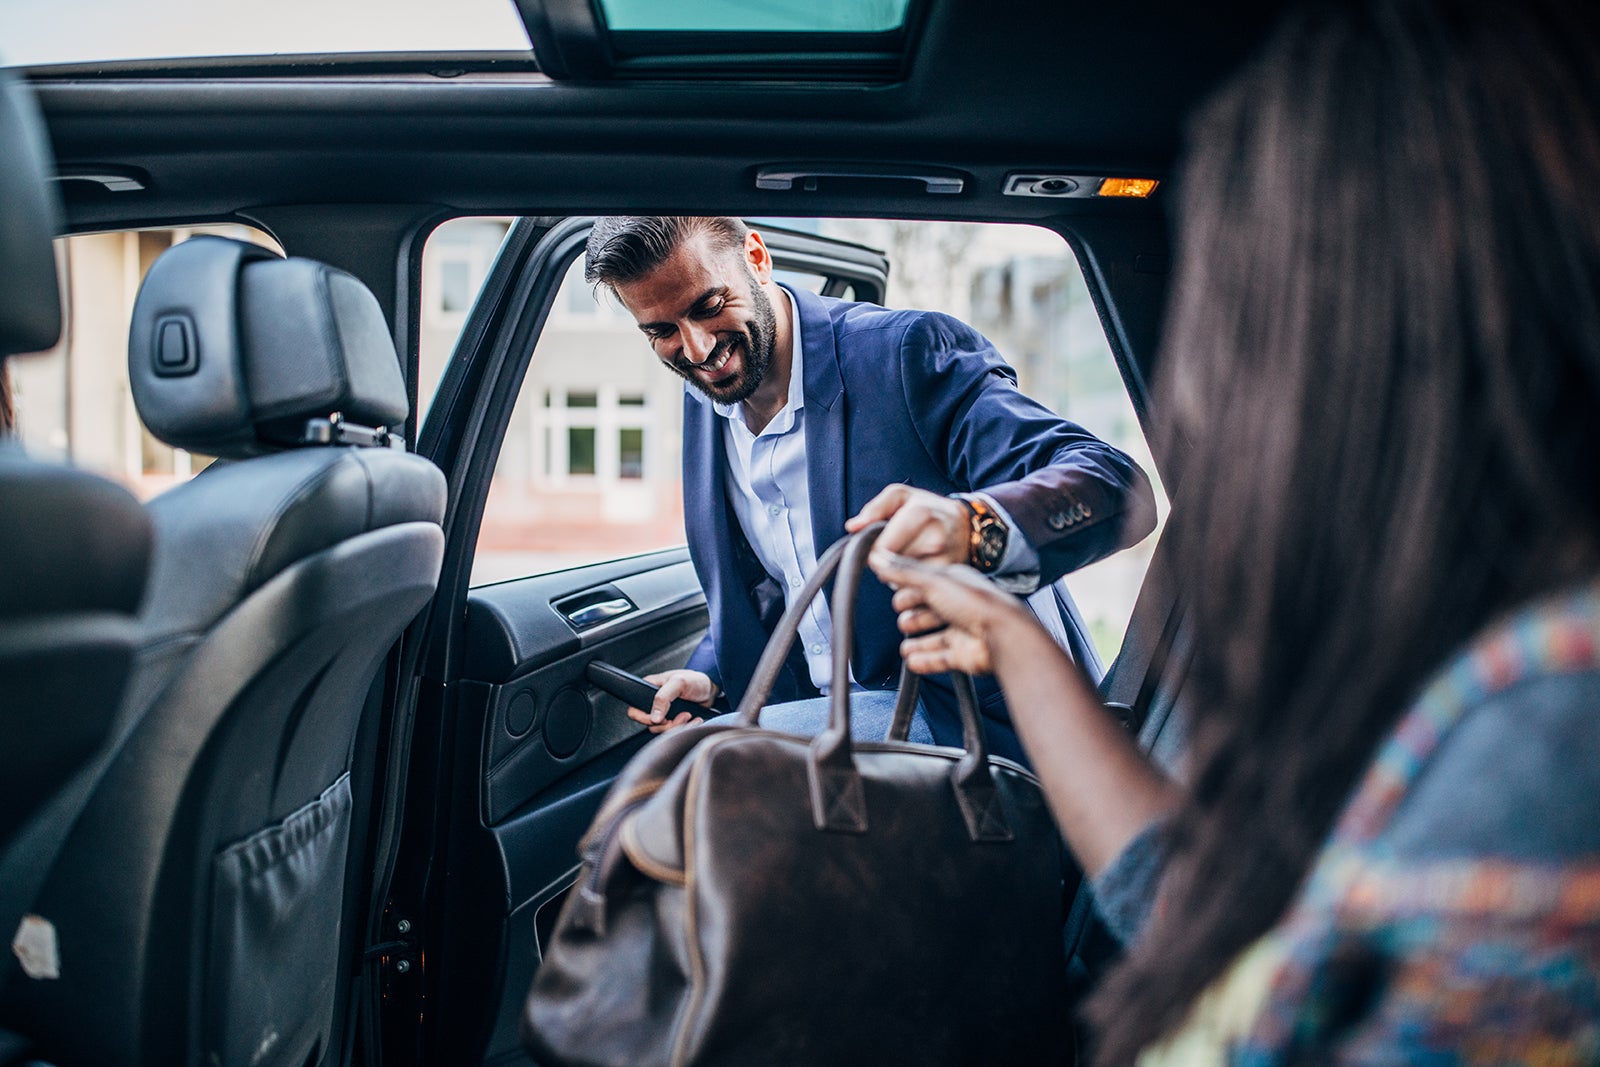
left=24, top=0, right=1290, bottom=231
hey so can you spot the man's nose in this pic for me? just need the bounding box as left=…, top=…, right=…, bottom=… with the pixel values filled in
left=681, top=322, right=716, bottom=364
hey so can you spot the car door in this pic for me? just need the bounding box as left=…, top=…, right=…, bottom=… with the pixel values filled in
left=380, top=217, right=889, bottom=1066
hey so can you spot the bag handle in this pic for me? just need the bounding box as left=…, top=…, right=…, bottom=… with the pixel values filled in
left=734, top=523, right=1013, bottom=842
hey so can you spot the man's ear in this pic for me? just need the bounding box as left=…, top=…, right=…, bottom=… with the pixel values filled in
left=745, top=230, right=773, bottom=282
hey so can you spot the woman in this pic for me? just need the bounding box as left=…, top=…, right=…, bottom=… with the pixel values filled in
left=872, top=0, right=1600, bottom=1061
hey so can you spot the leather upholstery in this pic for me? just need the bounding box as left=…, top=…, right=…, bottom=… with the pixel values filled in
left=0, top=75, right=151, bottom=853
left=138, top=446, right=443, bottom=645
left=0, top=237, right=446, bottom=1067
left=0, top=449, right=148, bottom=620
left=128, top=235, right=409, bottom=457
left=0, top=70, right=61, bottom=359
left=0, top=449, right=151, bottom=851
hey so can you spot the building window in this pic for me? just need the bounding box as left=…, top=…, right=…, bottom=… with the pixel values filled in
left=567, top=426, right=597, bottom=476
left=536, top=386, right=651, bottom=484
left=619, top=427, right=645, bottom=479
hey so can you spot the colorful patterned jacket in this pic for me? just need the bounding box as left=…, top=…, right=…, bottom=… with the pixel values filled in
left=1133, top=581, right=1600, bottom=1065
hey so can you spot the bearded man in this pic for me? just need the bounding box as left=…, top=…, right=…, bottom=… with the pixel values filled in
left=585, top=216, right=1156, bottom=760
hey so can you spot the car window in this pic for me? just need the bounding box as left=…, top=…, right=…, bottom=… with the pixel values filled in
left=10, top=224, right=281, bottom=498
left=421, top=217, right=1168, bottom=663
left=0, top=0, right=530, bottom=67
left=595, top=0, right=912, bottom=34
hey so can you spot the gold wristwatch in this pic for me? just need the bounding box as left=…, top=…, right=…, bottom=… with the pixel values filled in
left=959, top=495, right=1008, bottom=573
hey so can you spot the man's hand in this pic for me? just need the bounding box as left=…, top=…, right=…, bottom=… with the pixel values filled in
left=627, top=668, right=718, bottom=734
left=846, top=484, right=970, bottom=566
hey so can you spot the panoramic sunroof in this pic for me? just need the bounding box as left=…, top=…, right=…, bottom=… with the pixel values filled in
left=511, top=0, right=923, bottom=81
left=596, top=0, right=912, bottom=34
left=0, top=0, right=532, bottom=68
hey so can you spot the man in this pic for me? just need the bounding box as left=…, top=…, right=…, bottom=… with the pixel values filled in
left=587, top=216, right=1155, bottom=761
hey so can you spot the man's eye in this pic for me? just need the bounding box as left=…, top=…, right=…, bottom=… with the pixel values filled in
left=696, top=300, right=725, bottom=318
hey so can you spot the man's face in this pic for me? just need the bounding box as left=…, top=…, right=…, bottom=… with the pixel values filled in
left=613, top=233, right=778, bottom=405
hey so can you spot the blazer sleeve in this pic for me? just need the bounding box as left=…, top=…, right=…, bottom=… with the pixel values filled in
left=685, top=632, right=722, bottom=687
left=894, top=312, right=1157, bottom=585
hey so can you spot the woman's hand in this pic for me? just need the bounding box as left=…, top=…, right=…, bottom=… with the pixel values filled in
left=869, top=549, right=1038, bottom=676
left=873, top=545, right=1179, bottom=877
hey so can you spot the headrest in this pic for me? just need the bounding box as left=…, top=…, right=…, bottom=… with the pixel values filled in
left=128, top=236, right=409, bottom=458
left=0, top=70, right=64, bottom=360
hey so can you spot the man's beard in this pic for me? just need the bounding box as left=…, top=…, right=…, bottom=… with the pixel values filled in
left=666, top=278, right=777, bottom=405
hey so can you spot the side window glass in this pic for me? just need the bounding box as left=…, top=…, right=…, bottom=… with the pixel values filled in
left=452, top=248, right=710, bottom=585
left=8, top=225, right=281, bottom=498
left=418, top=217, right=512, bottom=424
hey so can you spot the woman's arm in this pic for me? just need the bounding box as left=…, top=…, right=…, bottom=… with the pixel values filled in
left=869, top=549, right=1179, bottom=877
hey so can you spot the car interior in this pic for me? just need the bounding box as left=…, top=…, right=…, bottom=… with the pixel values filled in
left=0, top=1, right=1291, bottom=1064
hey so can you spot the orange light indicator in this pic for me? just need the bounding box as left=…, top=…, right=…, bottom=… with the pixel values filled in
left=1098, top=177, right=1159, bottom=198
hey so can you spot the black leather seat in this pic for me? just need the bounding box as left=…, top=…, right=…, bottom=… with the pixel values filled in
left=0, top=70, right=151, bottom=887
left=0, top=235, right=448, bottom=1067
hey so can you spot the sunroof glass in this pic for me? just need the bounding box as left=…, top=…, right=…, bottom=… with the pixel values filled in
left=0, top=0, right=530, bottom=68
left=596, top=0, right=912, bottom=34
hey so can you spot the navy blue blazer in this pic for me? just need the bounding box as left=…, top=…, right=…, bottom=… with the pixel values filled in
left=682, top=286, right=1156, bottom=760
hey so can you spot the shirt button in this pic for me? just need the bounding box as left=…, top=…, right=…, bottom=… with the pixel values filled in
left=811, top=645, right=823, bottom=655
left=768, top=505, right=781, bottom=516
left=790, top=576, right=802, bottom=588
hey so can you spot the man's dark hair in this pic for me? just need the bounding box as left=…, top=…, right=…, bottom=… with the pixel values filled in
left=1087, top=0, right=1600, bottom=1062
left=584, top=217, right=750, bottom=291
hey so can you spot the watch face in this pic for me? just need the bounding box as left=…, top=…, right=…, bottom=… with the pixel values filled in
left=976, top=523, right=1007, bottom=569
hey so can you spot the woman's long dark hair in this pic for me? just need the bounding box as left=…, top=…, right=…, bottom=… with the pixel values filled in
left=1089, top=1, right=1600, bottom=1061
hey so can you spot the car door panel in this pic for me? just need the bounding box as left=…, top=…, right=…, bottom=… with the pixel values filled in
left=469, top=553, right=706, bottom=823
left=451, top=548, right=706, bottom=1065
left=428, top=550, right=704, bottom=1067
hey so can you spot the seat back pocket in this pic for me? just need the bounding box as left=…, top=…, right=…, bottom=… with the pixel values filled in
left=206, top=773, right=353, bottom=1067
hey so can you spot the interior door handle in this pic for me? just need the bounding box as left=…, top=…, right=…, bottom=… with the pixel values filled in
left=563, top=597, right=634, bottom=628
left=754, top=164, right=966, bottom=195
left=587, top=661, right=708, bottom=719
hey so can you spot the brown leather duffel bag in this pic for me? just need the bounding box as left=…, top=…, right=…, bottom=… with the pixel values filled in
left=523, top=524, right=1071, bottom=1066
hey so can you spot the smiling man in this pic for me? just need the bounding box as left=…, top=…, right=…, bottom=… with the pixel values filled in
left=585, top=216, right=1156, bottom=759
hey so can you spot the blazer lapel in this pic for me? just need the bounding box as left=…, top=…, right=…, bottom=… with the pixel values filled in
left=792, top=286, right=847, bottom=554
left=681, top=389, right=728, bottom=565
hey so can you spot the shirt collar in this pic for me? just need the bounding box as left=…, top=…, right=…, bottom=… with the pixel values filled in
left=713, top=284, right=804, bottom=436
